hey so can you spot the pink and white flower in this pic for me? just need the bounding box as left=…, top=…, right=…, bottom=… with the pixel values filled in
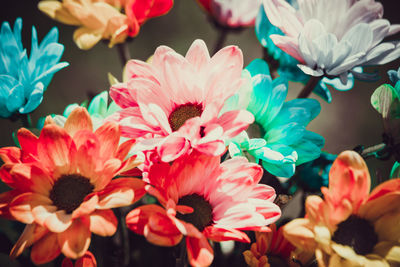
left=263, top=0, right=400, bottom=84
left=197, top=0, right=263, bottom=28
left=109, top=39, right=254, bottom=162
left=126, top=152, right=281, bottom=266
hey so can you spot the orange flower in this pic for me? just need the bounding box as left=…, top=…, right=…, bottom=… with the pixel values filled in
left=243, top=224, right=312, bottom=267
left=283, top=151, right=400, bottom=266
left=38, top=0, right=132, bottom=49
left=0, top=107, right=145, bottom=264
left=38, top=0, right=173, bottom=49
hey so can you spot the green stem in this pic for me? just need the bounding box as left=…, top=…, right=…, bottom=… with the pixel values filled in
left=297, top=76, right=321, bottom=98
left=116, top=42, right=131, bottom=67
left=213, top=27, right=229, bottom=54
left=20, top=113, right=32, bottom=128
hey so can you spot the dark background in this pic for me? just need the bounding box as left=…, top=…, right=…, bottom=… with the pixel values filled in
left=0, top=0, right=399, bottom=266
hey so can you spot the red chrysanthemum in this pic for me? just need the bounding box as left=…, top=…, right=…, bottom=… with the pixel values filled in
left=126, top=152, right=281, bottom=266
left=0, top=107, right=145, bottom=264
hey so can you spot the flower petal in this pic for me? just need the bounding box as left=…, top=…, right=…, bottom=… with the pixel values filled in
left=58, top=220, right=91, bottom=259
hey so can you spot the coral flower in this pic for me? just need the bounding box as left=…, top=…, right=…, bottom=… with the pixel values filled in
left=283, top=151, right=400, bottom=266
left=0, top=107, right=145, bottom=264
left=263, top=0, right=400, bottom=84
left=196, top=0, right=262, bottom=28
left=0, top=18, right=68, bottom=117
left=38, top=0, right=131, bottom=49
left=109, top=39, right=254, bottom=162
left=62, top=251, right=96, bottom=267
left=126, top=152, right=281, bottom=266
left=243, top=224, right=312, bottom=267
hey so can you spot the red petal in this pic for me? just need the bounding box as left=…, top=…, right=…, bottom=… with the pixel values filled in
left=31, top=232, right=61, bottom=265
left=0, top=147, right=22, bottom=164
left=58, top=220, right=91, bottom=259
left=186, top=236, right=214, bottom=267
left=17, top=128, right=38, bottom=157
left=203, top=226, right=250, bottom=242
left=89, top=210, right=117, bottom=237
left=75, top=251, right=97, bottom=267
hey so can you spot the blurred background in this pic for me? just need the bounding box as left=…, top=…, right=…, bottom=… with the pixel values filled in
left=0, top=0, right=399, bottom=266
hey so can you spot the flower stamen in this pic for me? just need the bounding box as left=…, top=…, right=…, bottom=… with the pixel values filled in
left=168, top=103, right=203, bottom=131
left=177, top=194, right=213, bottom=232
left=332, top=215, right=378, bottom=255
left=49, top=174, right=94, bottom=214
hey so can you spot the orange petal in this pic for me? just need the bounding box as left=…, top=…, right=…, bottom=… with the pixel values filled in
left=115, top=139, right=136, bottom=161
left=31, top=232, right=61, bottom=265
left=75, top=251, right=97, bottom=267
left=17, top=128, right=38, bottom=156
left=10, top=192, right=52, bottom=224
left=374, top=210, right=400, bottom=242
left=97, top=178, right=146, bottom=209
left=38, top=124, right=77, bottom=175
left=366, top=178, right=400, bottom=202
left=44, top=210, right=73, bottom=233
left=89, top=210, right=117, bottom=236
left=359, top=192, right=400, bottom=222
left=94, top=121, right=120, bottom=158
left=10, top=223, right=48, bottom=259
left=72, top=194, right=99, bottom=219
left=282, top=218, right=317, bottom=252
left=64, top=107, right=93, bottom=137
left=0, top=146, right=22, bottom=163
left=126, top=204, right=165, bottom=235
left=58, top=220, right=91, bottom=259
left=0, top=190, right=20, bottom=220
left=186, top=235, right=214, bottom=267
left=325, top=151, right=370, bottom=214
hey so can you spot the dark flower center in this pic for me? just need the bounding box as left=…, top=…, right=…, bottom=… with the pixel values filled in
left=49, top=174, right=94, bottom=214
left=332, top=215, right=378, bottom=255
left=168, top=103, right=203, bottom=131
left=177, top=194, right=213, bottom=232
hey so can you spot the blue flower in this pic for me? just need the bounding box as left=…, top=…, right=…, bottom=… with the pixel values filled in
left=226, top=59, right=325, bottom=178
left=37, top=91, right=120, bottom=130
left=297, top=152, right=337, bottom=191
left=0, top=18, right=68, bottom=118
left=255, top=4, right=358, bottom=103
left=388, top=66, right=400, bottom=89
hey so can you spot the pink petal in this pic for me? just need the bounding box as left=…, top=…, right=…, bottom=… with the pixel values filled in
left=110, top=83, right=138, bottom=109
left=157, top=134, right=190, bottom=162
left=217, top=109, right=254, bottom=138
left=185, top=39, right=211, bottom=72
left=203, top=226, right=250, bottom=242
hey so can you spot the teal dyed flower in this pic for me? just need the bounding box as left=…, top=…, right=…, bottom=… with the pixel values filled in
left=388, top=66, right=400, bottom=88
left=226, top=59, right=325, bottom=178
left=297, top=152, right=336, bottom=191
left=255, top=4, right=359, bottom=103
left=38, top=91, right=120, bottom=129
left=0, top=18, right=68, bottom=118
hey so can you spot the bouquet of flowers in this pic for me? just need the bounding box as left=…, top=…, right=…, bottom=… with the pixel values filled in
left=0, top=0, right=399, bottom=266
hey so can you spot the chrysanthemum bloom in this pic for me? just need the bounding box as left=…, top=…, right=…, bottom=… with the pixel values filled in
left=38, top=0, right=131, bottom=49
left=225, top=59, right=324, bottom=177
left=263, top=0, right=400, bottom=84
left=243, top=224, right=312, bottom=267
left=196, top=0, right=262, bottom=28
left=62, top=251, right=96, bottom=267
left=0, top=107, right=145, bottom=264
left=255, top=4, right=363, bottom=102
left=283, top=151, right=400, bottom=266
left=126, top=152, right=281, bottom=266
left=109, top=39, right=254, bottom=162
left=0, top=18, right=68, bottom=118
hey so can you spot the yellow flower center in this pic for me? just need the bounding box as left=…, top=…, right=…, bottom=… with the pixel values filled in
left=332, top=215, right=378, bottom=255
left=49, top=174, right=94, bottom=214
left=168, top=103, right=203, bottom=132
left=177, top=194, right=213, bottom=232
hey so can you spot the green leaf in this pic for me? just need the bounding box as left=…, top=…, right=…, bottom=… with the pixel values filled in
left=391, top=162, right=400, bottom=179
left=371, top=84, right=395, bottom=118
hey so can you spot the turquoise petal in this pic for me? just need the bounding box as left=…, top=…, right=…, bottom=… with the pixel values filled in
left=245, top=58, right=270, bottom=77
left=265, top=122, right=305, bottom=145
left=6, top=83, right=25, bottom=113
left=262, top=160, right=296, bottom=178
left=19, top=82, right=44, bottom=114
left=283, top=98, right=321, bottom=122
left=88, top=91, right=108, bottom=115
left=293, top=131, right=325, bottom=165
left=63, top=103, right=80, bottom=117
